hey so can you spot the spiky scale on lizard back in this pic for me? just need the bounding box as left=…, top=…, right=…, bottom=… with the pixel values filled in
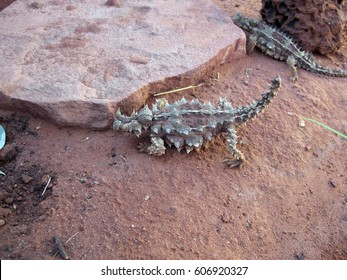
left=113, top=75, right=281, bottom=168
left=233, top=13, right=347, bottom=82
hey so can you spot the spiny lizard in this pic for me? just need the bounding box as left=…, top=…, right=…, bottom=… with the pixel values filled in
left=113, top=75, right=281, bottom=168
left=233, top=13, right=347, bottom=82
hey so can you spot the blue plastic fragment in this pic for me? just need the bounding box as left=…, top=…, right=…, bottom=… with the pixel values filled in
left=0, top=124, right=5, bottom=150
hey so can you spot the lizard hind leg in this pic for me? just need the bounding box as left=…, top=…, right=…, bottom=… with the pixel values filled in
left=286, top=55, right=298, bottom=82
left=223, top=125, right=245, bottom=168
left=137, top=137, right=166, bottom=156
left=246, top=34, right=257, bottom=54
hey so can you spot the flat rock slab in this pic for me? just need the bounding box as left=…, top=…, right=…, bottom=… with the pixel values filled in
left=0, top=0, right=245, bottom=129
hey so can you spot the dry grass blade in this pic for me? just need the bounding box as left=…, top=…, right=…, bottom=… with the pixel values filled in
left=153, top=83, right=204, bottom=97
left=41, top=175, right=52, bottom=196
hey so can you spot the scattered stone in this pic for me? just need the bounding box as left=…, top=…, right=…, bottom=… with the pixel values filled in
left=0, top=219, right=6, bottom=227
left=0, top=144, right=17, bottom=162
left=105, top=0, right=121, bottom=7
left=40, top=175, right=50, bottom=186
left=0, top=0, right=245, bottom=129
left=21, top=174, right=34, bottom=184
left=79, top=177, right=87, bottom=184
left=30, top=2, right=43, bottom=9
left=4, top=197, right=14, bottom=204
left=294, top=252, right=306, bottom=260
left=221, top=213, right=233, bottom=224
left=298, top=119, right=305, bottom=128
left=66, top=5, right=76, bottom=11
left=304, top=145, right=311, bottom=152
left=0, top=190, right=9, bottom=202
left=11, top=224, right=29, bottom=235
left=261, top=0, right=347, bottom=54
left=19, top=161, right=32, bottom=172
left=329, top=179, right=338, bottom=188
left=0, top=207, right=12, bottom=218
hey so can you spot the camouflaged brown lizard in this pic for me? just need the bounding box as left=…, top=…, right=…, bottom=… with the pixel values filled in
left=113, top=75, right=281, bottom=168
left=233, top=13, right=347, bottom=82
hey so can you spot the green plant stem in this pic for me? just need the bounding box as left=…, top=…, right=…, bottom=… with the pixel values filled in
left=302, top=117, right=347, bottom=140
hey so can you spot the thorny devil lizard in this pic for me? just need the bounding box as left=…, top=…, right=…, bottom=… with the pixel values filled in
left=233, top=13, right=347, bottom=82
left=113, top=75, right=281, bottom=168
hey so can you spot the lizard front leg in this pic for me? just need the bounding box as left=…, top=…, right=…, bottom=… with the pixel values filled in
left=286, top=55, right=298, bottom=82
left=137, top=136, right=166, bottom=156
left=246, top=34, right=257, bottom=54
left=223, top=125, right=245, bottom=168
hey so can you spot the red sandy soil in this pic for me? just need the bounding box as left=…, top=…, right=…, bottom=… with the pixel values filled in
left=0, top=0, right=346, bottom=259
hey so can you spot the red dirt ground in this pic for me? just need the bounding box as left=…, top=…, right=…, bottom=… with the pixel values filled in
left=0, top=0, right=346, bottom=259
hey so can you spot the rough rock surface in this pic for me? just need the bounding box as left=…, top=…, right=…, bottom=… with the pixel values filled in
left=260, top=0, right=347, bottom=54
left=0, top=0, right=245, bottom=129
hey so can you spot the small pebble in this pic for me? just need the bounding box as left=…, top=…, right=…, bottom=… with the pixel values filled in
left=21, top=174, right=34, bottom=184
left=0, top=219, right=6, bottom=227
left=298, top=119, right=305, bottom=128
left=41, top=175, right=50, bottom=186
left=294, top=252, right=305, bottom=260
left=4, top=197, right=13, bottom=204
left=105, top=0, right=121, bottom=8
left=30, top=2, right=43, bottom=9
left=0, top=190, right=8, bottom=201
left=0, top=208, right=12, bottom=217
left=329, top=179, right=338, bottom=188
left=66, top=5, right=76, bottom=11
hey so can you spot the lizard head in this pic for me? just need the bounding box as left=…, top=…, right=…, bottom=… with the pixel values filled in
left=232, top=13, right=259, bottom=32
left=113, top=105, right=153, bottom=137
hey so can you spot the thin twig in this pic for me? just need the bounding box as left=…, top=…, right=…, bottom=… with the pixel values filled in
left=81, top=137, right=89, bottom=143
left=65, top=232, right=79, bottom=243
left=153, top=83, right=204, bottom=97
left=41, top=175, right=52, bottom=196
left=120, top=155, right=127, bottom=162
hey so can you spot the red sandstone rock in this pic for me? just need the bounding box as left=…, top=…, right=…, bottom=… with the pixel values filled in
left=0, top=0, right=245, bottom=129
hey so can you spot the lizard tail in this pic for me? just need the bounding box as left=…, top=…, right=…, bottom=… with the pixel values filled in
left=303, top=64, right=347, bottom=77
left=318, top=67, right=347, bottom=77
left=234, top=75, right=282, bottom=123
